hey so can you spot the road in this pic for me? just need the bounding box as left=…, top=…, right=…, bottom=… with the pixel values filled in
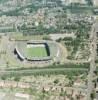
left=0, top=67, right=88, bottom=77
left=87, top=21, right=97, bottom=100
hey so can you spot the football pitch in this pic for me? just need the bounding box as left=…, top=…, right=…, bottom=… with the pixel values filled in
left=25, top=46, right=48, bottom=58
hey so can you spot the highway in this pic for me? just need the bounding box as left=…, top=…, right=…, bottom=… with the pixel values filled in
left=87, top=21, right=97, bottom=100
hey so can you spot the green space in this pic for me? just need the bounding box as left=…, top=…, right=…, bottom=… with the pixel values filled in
left=25, top=46, right=47, bottom=58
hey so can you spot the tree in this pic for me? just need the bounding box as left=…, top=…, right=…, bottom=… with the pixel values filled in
left=14, top=76, right=20, bottom=81
left=6, top=61, right=9, bottom=67
left=54, top=79, right=59, bottom=84
left=90, top=92, right=96, bottom=100
left=1, top=76, right=6, bottom=80
left=43, top=35, right=51, bottom=40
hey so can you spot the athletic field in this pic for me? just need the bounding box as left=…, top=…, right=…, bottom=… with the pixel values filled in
left=25, top=44, right=47, bottom=58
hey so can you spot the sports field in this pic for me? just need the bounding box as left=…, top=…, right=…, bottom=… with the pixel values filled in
left=25, top=46, right=48, bottom=58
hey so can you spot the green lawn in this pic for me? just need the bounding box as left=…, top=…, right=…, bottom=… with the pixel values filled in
left=26, top=47, right=47, bottom=58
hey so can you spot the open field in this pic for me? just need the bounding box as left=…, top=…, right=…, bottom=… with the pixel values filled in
left=10, top=33, right=49, bottom=41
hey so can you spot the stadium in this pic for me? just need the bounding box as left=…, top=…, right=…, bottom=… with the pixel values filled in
left=14, top=40, right=52, bottom=61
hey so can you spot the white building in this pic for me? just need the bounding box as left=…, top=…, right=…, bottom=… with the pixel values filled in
left=93, top=0, right=98, bottom=7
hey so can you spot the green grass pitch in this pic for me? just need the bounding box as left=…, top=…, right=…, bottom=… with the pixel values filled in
left=25, top=47, right=48, bottom=58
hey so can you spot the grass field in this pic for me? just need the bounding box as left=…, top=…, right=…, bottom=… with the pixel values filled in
left=25, top=46, right=47, bottom=58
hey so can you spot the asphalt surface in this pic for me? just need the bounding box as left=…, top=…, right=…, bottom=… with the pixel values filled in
left=87, top=22, right=97, bottom=100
